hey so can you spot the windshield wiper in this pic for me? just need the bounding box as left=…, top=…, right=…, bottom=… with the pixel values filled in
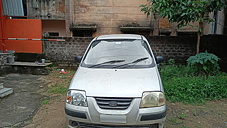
left=112, top=57, right=148, bottom=69
left=89, top=60, right=125, bottom=68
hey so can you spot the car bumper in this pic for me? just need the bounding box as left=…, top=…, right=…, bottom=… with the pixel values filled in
left=65, top=97, right=166, bottom=128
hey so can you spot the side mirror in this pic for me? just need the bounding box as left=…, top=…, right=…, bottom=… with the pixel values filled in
left=155, top=56, right=164, bottom=64
left=75, top=56, right=82, bottom=63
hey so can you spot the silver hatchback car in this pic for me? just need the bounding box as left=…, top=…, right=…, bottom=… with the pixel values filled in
left=65, top=34, right=166, bottom=128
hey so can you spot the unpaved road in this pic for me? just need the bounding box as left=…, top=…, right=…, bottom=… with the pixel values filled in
left=23, top=95, right=67, bottom=128
left=0, top=70, right=227, bottom=128
left=0, top=74, right=48, bottom=128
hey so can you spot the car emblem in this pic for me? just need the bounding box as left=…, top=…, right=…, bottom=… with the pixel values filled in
left=109, top=101, right=118, bottom=107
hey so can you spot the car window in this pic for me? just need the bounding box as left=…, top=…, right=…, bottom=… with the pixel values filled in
left=82, top=39, right=154, bottom=68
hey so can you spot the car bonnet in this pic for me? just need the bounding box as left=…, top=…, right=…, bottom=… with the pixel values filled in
left=69, top=67, right=162, bottom=97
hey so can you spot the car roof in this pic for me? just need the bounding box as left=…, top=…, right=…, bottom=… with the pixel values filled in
left=96, top=34, right=143, bottom=40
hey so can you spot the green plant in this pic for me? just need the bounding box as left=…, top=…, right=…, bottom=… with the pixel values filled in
left=160, top=59, right=191, bottom=79
left=187, top=51, right=220, bottom=75
left=160, top=64, right=227, bottom=104
left=140, top=0, right=227, bottom=53
left=47, top=63, right=57, bottom=67
left=167, top=59, right=175, bottom=65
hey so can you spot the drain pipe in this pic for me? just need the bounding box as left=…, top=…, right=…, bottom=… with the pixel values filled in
left=212, top=11, right=218, bottom=34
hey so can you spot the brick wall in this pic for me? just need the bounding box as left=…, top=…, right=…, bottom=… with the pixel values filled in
left=43, top=35, right=227, bottom=70
left=43, top=37, right=92, bottom=64
left=147, top=36, right=197, bottom=63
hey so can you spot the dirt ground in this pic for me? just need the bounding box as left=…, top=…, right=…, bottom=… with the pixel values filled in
left=23, top=95, right=67, bottom=128
left=24, top=97, right=227, bottom=128
left=1, top=68, right=227, bottom=128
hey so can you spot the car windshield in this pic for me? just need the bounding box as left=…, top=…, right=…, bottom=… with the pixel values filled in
left=82, top=39, right=154, bottom=68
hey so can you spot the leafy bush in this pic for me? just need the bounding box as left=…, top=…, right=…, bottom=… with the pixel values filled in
left=187, top=51, right=220, bottom=75
left=160, top=63, right=227, bottom=104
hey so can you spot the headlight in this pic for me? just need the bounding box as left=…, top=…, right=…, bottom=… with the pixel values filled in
left=66, top=90, right=87, bottom=107
left=140, top=92, right=165, bottom=108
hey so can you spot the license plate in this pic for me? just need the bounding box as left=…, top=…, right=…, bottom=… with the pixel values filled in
left=100, top=114, right=126, bottom=123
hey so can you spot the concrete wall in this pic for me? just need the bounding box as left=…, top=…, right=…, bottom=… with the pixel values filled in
left=72, top=0, right=151, bottom=36
left=27, top=0, right=65, bottom=20
left=204, top=10, right=226, bottom=35
left=42, top=20, right=66, bottom=36
left=70, top=0, right=225, bottom=36
left=215, top=10, right=225, bottom=34
left=26, top=0, right=68, bottom=36
left=26, top=0, right=226, bottom=37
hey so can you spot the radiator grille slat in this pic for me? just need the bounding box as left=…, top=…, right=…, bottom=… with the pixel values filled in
left=95, top=97, right=133, bottom=110
left=99, top=105, right=128, bottom=109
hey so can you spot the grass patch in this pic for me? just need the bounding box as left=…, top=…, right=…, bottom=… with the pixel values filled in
left=48, top=83, right=68, bottom=94
left=160, top=64, right=227, bottom=104
left=46, top=68, right=76, bottom=94
left=168, top=118, right=184, bottom=125
left=41, top=99, right=50, bottom=104
left=177, top=113, right=188, bottom=120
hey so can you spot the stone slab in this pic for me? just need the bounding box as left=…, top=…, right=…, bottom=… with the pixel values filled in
left=0, top=83, right=3, bottom=89
left=11, top=62, right=52, bottom=67
left=0, top=88, right=13, bottom=98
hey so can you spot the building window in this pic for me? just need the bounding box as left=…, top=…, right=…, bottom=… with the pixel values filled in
left=72, top=30, right=93, bottom=37
left=159, top=29, right=172, bottom=36
left=48, top=32, right=59, bottom=37
left=70, top=24, right=97, bottom=37
left=120, top=25, right=152, bottom=36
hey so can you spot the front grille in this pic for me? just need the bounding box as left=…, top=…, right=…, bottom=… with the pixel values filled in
left=79, top=122, right=156, bottom=128
left=95, top=97, right=133, bottom=110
